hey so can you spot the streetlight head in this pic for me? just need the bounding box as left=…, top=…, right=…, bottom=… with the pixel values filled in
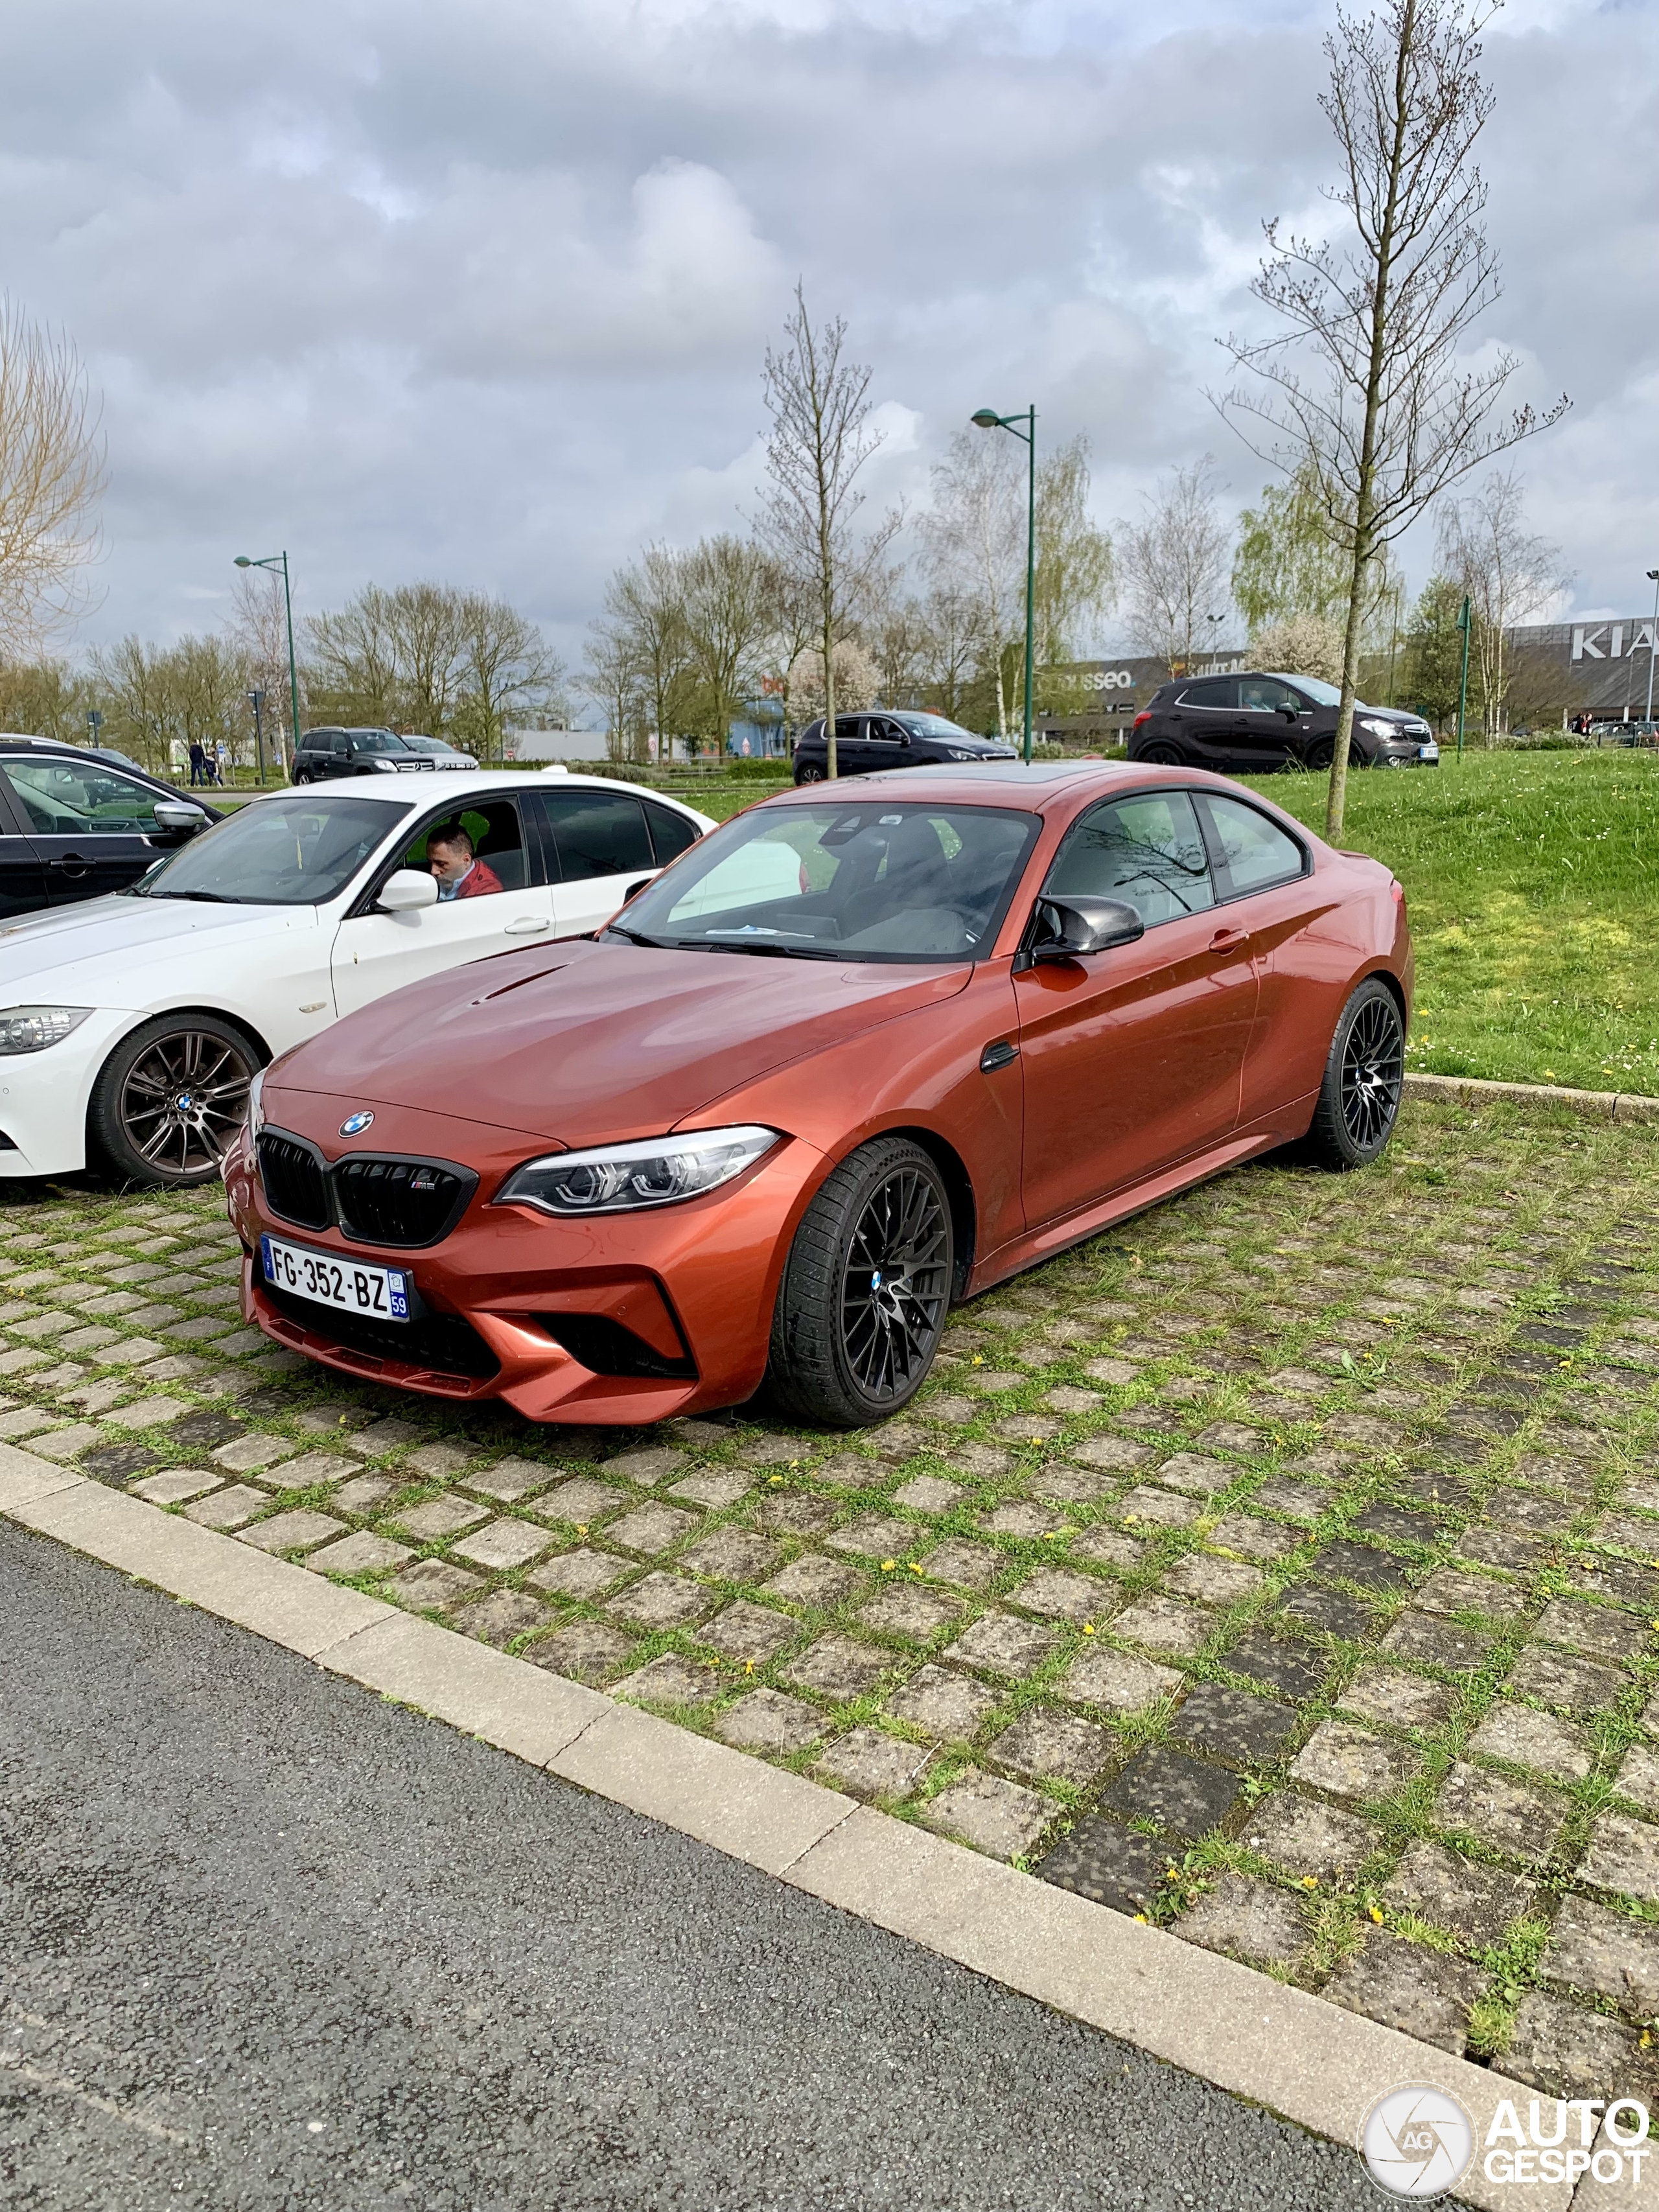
left=969, top=409, right=1002, bottom=430
left=233, top=555, right=252, bottom=567
left=1647, top=569, right=1659, bottom=581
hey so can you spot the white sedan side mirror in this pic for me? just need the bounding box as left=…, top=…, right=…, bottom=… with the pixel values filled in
left=377, top=868, right=439, bottom=913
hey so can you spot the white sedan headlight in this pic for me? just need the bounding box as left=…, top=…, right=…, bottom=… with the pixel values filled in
left=494, top=1126, right=781, bottom=1216
left=0, top=1007, right=92, bottom=1055
left=247, top=1067, right=266, bottom=1139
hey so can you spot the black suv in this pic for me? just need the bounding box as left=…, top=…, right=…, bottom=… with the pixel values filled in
left=793, top=710, right=1017, bottom=784
left=1129, top=672, right=1438, bottom=774
left=293, top=727, right=450, bottom=782
left=0, top=736, right=220, bottom=919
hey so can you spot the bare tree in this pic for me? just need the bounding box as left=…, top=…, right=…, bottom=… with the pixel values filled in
left=579, top=618, right=649, bottom=763
left=452, top=594, right=566, bottom=760
left=759, top=285, right=899, bottom=778
left=679, top=534, right=773, bottom=758
left=915, top=583, right=982, bottom=723
left=1117, top=458, right=1231, bottom=668
left=227, top=568, right=301, bottom=769
left=1435, top=467, right=1569, bottom=741
left=920, top=429, right=1025, bottom=738
left=1216, top=0, right=1568, bottom=835
left=0, top=301, right=105, bottom=655
left=305, top=588, right=401, bottom=727
left=91, top=634, right=249, bottom=774
left=1033, top=434, right=1116, bottom=666
left=601, top=544, right=698, bottom=760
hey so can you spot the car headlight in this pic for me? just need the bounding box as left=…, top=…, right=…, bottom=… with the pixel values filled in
left=945, top=747, right=982, bottom=761
left=0, top=1007, right=92, bottom=1056
left=494, top=1126, right=782, bottom=1216
left=371, top=757, right=400, bottom=773
left=1358, top=717, right=1397, bottom=739
left=247, top=1067, right=266, bottom=1139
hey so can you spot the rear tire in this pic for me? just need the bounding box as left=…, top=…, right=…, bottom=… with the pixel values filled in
left=765, top=1138, right=953, bottom=1428
left=1303, top=979, right=1404, bottom=1170
left=89, top=1013, right=262, bottom=1188
left=1137, top=739, right=1183, bottom=766
left=794, top=762, right=826, bottom=786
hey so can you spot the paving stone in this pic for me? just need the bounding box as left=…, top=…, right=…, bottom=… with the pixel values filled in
left=993, top=1412, right=1062, bottom=1444
left=536, top=1478, right=626, bottom=1524
left=353, top=1418, right=427, bottom=1455
left=676, top=1527, right=782, bottom=1584
left=392, top=1495, right=491, bottom=1541
left=452, top=1517, right=551, bottom=1572
left=527, top=1620, right=635, bottom=1682
left=615, top=1651, right=721, bottom=1707
left=859, top=1584, right=964, bottom=1642
left=1337, top=1664, right=1457, bottom=1732
left=988, top=1705, right=1115, bottom=1786
left=0, top=1406, right=54, bottom=1439
left=1290, top=1720, right=1416, bottom=1803
left=1008, top=1567, right=1114, bottom=1624
left=1569, top=1556, right=1659, bottom=1612
left=918, top=1539, right=1004, bottom=1590
left=1279, top=1585, right=1373, bottom=1640
left=815, top=1727, right=934, bottom=1802
left=886, top=1665, right=1001, bottom=1740
left=1030, top=1465, right=1117, bottom=1508
left=890, top=1474, right=964, bottom=1514
left=102, top=1394, right=192, bottom=1430
left=1252, top=1478, right=1329, bottom=1521
left=1222, top=1632, right=1328, bottom=1702
left=1176, top=1873, right=1308, bottom=1968
left=944, top=1611, right=1060, bottom=1680
left=1542, top=1893, right=1659, bottom=2015
left=1537, top=1599, right=1650, bottom=1664
left=1580, top=1813, right=1659, bottom=1904
left=1154, top=1452, right=1234, bottom=1497
left=1468, top=1702, right=1594, bottom=1782
left=1058, top=1644, right=1181, bottom=1713
left=1209, top=1513, right=1303, bottom=1565
left=1101, top=1747, right=1240, bottom=1837
left=1117, top=1486, right=1202, bottom=1531
left=782, top=1634, right=894, bottom=1701
left=1071, top=1434, right=1154, bottom=1473
left=607, top=1503, right=697, bottom=1557
left=701, top=1600, right=798, bottom=1663
left=758, top=1554, right=866, bottom=1607
left=944, top=1441, right=1015, bottom=1480
left=1242, top=1793, right=1380, bottom=1879
left=1435, top=1762, right=1566, bottom=1864
left=748, top=1493, right=839, bottom=1539
left=213, top=1433, right=294, bottom=1473
left=1321, top=1934, right=1482, bottom=2055
left=605, top=1445, right=688, bottom=1485
left=607, top=1571, right=713, bottom=1629
left=1384, top=1839, right=1535, bottom=1947
left=1352, top=1502, right=1442, bottom=1549
left=740, top=1433, right=813, bottom=1467
left=1394, top=1469, right=1472, bottom=1510
left=1415, top=1565, right=1527, bottom=1619
left=1312, top=1541, right=1412, bottom=1594
left=168, top=1409, right=247, bottom=1450
left=1502, top=1990, right=1645, bottom=2102
left=384, top=1558, right=487, bottom=1611
left=332, top=1476, right=397, bottom=1517
left=306, top=1530, right=413, bottom=1575
left=716, top=1688, right=826, bottom=1756
left=1380, top=1611, right=1496, bottom=1671
left=1082, top=1358, right=1141, bottom=1387
left=29, top=1423, right=108, bottom=1462
left=1163, top=1554, right=1265, bottom=1608
left=182, top=1484, right=268, bottom=1531
left=1068, top=1527, right=1146, bottom=1572
left=921, top=1769, right=1055, bottom=1859
left=1038, top=1819, right=1169, bottom=1913
left=979, top=1500, right=1067, bottom=1539
left=667, top=1471, right=754, bottom=1511
left=1171, top=1683, right=1299, bottom=1764
left=827, top=1514, right=920, bottom=1561
left=1489, top=1487, right=1579, bottom=1534
left=1459, top=1527, right=1550, bottom=1574
left=1112, top=1596, right=1213, bottom=1658
left=1614, top=1743, right=1659, bottom=1817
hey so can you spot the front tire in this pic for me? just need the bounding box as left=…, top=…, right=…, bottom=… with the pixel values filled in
left=1304, top=979, right=1404, bottom=1170
left=765, top=1138, right=953, bottom=1427
left=1306, top=737, right=1335, bottom=771
left=89, top=1014, right=262, bottom=1187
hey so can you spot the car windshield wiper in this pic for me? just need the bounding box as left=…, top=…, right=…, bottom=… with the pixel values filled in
left=697, top=939, right=842, bottom=960
left=149, top=889, right=239, bottom=903
left=604, top=923, right=673, bottom=948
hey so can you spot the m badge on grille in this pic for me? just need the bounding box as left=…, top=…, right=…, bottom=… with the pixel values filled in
left=340, top=1111, right=375, bottom=1136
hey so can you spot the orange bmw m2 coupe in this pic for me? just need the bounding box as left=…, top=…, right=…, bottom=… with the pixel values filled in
left=224, top=763, right=1412, bottom=1429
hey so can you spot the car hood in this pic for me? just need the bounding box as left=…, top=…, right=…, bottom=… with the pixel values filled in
left=937, top=738, right=1018, bottom=757
left=0, top=893, right=322, bottom=999
left=1358, top=704, right=1432, bottom=731
left=266, top=938, right=973, bottom=1147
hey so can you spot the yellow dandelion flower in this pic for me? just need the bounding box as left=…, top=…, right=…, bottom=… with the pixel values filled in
left=1369, top=1905, right=1384, bottom=1925
left=1132, top=1913, right=1148, bottom=1924
left=1083, top=1622, right=1096, bottom=1635
left=769, top=1474, right=784, bottom=1485
left=881, top=1558, right=896, bottom=1572
left=576, top=1522, right=588, bottom=1536
left=745, top=1659, right=755, bottom=1673
left=1301, top=1876, right=1319, bottom=1890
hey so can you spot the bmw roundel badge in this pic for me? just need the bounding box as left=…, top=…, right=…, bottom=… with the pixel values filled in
left=339, top=1110, right=375, bottom=1137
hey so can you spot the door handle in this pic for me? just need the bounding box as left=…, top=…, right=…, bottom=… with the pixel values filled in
left=1207, top=926, right=1250, bottom=953
left=979, top=1039, right=1019, bottom=1073
left=49, top=856, right=90, bottom=877
left=504, top=916, right=551, bottom=935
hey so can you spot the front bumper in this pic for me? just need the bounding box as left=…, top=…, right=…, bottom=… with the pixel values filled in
left=0, top=1008, right=138, bottom=1177
left=224, top=1119, right=827, bottom=1423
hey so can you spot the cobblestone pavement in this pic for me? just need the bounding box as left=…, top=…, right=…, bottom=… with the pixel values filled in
left=6, top=1098, right=1659, bottom=2102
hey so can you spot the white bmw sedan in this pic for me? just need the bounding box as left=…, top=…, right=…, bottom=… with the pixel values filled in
left=0, top=769, right=713, bottom=1188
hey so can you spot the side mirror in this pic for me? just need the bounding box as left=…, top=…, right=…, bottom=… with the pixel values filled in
left=1030, top=895, right=1144, bottom=962
left=1281, top=705, right=1301, bottom=723
left=153, top=799, right=209, bottom=833
left=377, top=867, right=439, bottom=913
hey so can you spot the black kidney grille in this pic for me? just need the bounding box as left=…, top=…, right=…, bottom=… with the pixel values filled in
left=334, top=1157, right=474, bottom=1247
left=263, top=1283, right=501, bottom=1380
left=257, top=1133, right=331, bottom=1231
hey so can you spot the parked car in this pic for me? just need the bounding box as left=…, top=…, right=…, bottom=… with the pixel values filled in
left=0, top=770, right=712, bottom=1188
left=793, top=710, right=1018, bottom=783
left=1130, top=673, right=1438, bottom=774
left=293, top=727, right=458, bottom=782
left=224, top=760, right=1413, bottom=1429
left=396, top=735, right=480, bottom=770
left=0, top=734, right=220, bottom=920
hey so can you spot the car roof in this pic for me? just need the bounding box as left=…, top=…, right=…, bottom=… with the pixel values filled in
left=238, top=769, right=710, bottom=813
left=753, top=758, right=1323, bottom=820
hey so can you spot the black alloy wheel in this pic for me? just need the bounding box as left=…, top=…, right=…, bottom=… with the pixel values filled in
left=766, top=1137, right=954, bottom=1426
left=795, top=761, right=826, bottom=785
left=1305, top=978, right=1404, bottom=1169
left=1305, top=736, right=1336, bottom=771
left=88, top=1014, right=260, bottom=1187
left=1138, top=739, right=1183, bottom=766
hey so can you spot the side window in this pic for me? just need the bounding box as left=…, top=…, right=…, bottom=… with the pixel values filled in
left=535, top=791, right=655, bottom=882
left=1237, top=677, right=1302, bottom=715
left=642, top=799, right=700, bottom=867
left=397, top=799, right=531, bottom=898
left=1044, top=790, right=1215, bottom=927
left=3, top=758, right=166, bottom=836
left=1176, top=679, right=1235, bottom=711
left=1202, top=795, right=1307, bottom=896
left=834, top=716, right=864, bottom=743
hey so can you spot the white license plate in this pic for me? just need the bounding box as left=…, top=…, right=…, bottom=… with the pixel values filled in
left=1419, top=743, right=1439, bottom=760
left=261, top=1234, right=410, bottom=1321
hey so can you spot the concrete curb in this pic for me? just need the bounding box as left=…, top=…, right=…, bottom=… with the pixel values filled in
left=1404, top=1071, right=1659, bottom=1124
left=0, top=1445, right=1575, bottom=2210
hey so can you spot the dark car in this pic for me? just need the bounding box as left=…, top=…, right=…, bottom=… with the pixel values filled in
left=793, top=710, right=1018, bottom=784
left=293, top=727, right=448, bottom=782
left=1129, top=672, right=1439, bottom=774
left=0, top=736, right=220, bottom=920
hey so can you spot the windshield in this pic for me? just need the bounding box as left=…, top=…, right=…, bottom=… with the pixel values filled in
left=1268, top=673, right=1341, bottom=705
left=399, top=736, right=458, bottom=755
left=349, top=730, right=409, bottom=755
left=892, top=712, right=981, bottom=741
left=129, top=793, right=409, bottom=905
left=610, top=800, right=1039, bottom=962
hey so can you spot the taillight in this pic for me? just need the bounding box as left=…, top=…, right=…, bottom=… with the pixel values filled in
left=1390, top=879, right=1405, bottom=904
left=1132, top=710, right=1151, bottom=728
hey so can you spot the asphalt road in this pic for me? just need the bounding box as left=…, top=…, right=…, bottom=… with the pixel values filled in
left=0, top=1523, right=1375, bottom=2212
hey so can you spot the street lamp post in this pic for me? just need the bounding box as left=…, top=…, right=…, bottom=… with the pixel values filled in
left=970, top=404, right=1036, bottom=763
left=248, top=688, right=266, bottom=786
left=234, top=552, right=300, bottom=779
left=1645, top=570, right=1659, bottom=729
left=1455, top=594, right=1472, bottom=760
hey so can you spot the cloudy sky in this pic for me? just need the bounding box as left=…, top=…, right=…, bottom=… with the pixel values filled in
left=6, top=0, right=1656, bottom=673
